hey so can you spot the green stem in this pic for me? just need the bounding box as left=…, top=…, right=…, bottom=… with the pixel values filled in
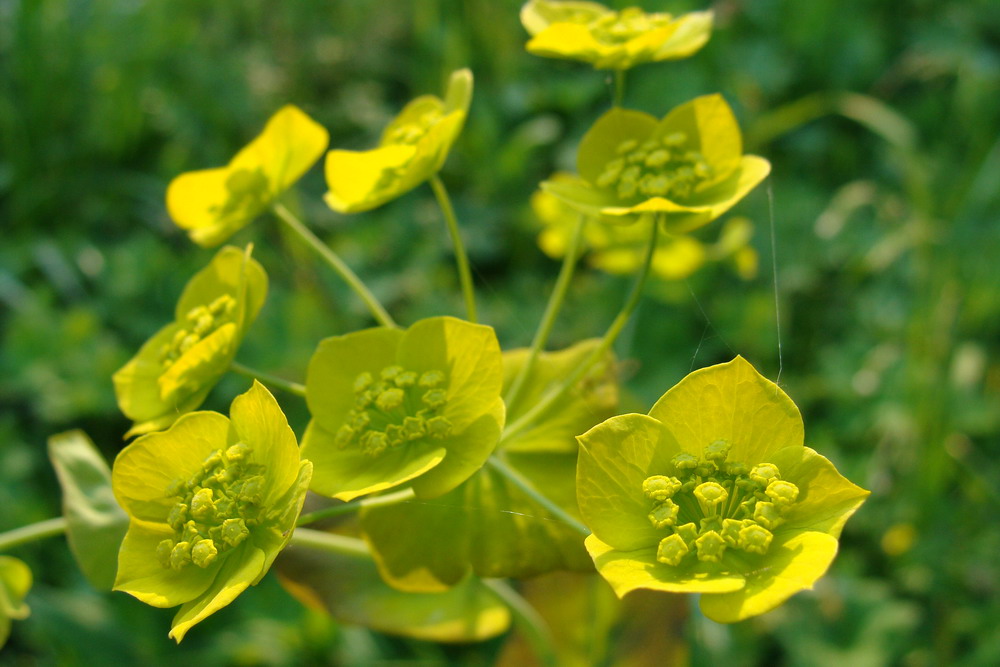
left=272, top=202, right=397, bottom=329
left=230, top=361, right=306, bottom=397
left=613, top=69, right=626, bottom=107
left=296, top=488, right=415, bottom=527
left=500, top=218, right=659, bottom=445
left=482, top=579, right=559, bottom=667
left=288, top=527, right=370, bottom=559
left=504, top=213, right=587, bottom=409
left=429, top=175, right=478, bottom=323
left=487, top=456, right=589, bottom=536
left=0, top=517, right=67, bottom=552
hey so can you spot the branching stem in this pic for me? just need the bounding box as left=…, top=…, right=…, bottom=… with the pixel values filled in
left=429, top=175, right=478, bottom=323
left=230, top=361, right=306, bottom=397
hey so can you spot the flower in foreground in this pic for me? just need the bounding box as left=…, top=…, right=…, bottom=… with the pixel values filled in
left=577, top=356, right=869, bottom=622
left=520, top=0, right=713, bottom=70
left=112, top=381, right=312, bottom=642
left=0, top=556, right=32, bottom=649
left=324, top=68, right=473, bottom=213
left=301, top=316, right=505, bottom=502
left=167, top=105, right=329, bottom=247
left=113, top=245, right=267, bottom=438
left=533, top=172, right=758, bottom=282
left=541, top=95, right=770, bottom=232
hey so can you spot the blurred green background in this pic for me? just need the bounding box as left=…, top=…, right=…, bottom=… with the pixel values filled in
left=2, top=0, right=999, bottom=664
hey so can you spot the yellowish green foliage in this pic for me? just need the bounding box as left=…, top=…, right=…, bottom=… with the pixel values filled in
left=542, top=95, right=770, bottom=232
left=325, top=69, right=473, bottom=213
left=167, top=105, right=329, bottom=247
left=111, top=382, right=312, bottom=642
left=521, top=0, right=713, bottom=70
left=112, top=245, right=267, bottom=438
left=0, top=557, right=31, bottom=650
left=533, top=172, right=758, bottom=281
left=301, top=316, right=504, bottom=501
left=577, top=357, right=869, bottom=622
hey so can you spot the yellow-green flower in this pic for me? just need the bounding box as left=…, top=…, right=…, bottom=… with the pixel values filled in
left=167, top=105, right=329, bottom=247
left=577, top=357, right=869, bottom=623
left=0, top=556, right=31, bottom=649
left=301, top=316, right=505, bottom=502
left=520, top=0, right=713, bottom=70
left=542, top=95, right=771, bottom=232
left=533, top=172, right=758, bottom=281
left=113, top=246, right=267, bottom=438
left=112, top=381, right=312, bottom=642
left=324, top=69, right=473, bottom=213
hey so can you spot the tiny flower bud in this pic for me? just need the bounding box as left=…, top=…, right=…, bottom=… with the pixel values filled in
left=648, top=500, right=680, bottom=529
left=656, top=534, right=689, bottom=566
left=694, top=530, right=727, bottom=562
left=642, top=475, right=682, bottom=501
left=738, top=524, right=773, bottom=555
left=192, top=539, right=219, bottom=568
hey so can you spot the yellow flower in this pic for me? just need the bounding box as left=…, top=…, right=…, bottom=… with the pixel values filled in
left=167, top=105, right=329, bottom=247
left=324, top=69, right=473, bottom=214
left=542, top=95, right=771, bottom=233
left=521, top=0, right=713, bottom=70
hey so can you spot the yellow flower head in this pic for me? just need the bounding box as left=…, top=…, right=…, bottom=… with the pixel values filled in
left=113, top=245, right=267, bottom=438
left=543, top=95, right=771, bottom=233
left=577, top=357, right=869, bottom=622
left=112, top=382, right=312, bottom=642
left=167, top=105, right=329, bottom=247
left=521, top=0, right=713, bottom=70
left=324, top=69, right=473, bottom=214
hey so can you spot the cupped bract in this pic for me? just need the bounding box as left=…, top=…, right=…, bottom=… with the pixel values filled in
left=167, top=104, right=329, bottom=247
left=301, top=316, right=505, bottom=502
left=325, top=69, right=473, bottom=214
left=113, top=245, right=267, bottom=438
left=541, top=95, right=771, bottom=233
left=521, top=0, right=713, bottom=70
left=111, top=381, right=312, bottom=642
left=577, top=356, right=869, bottom=623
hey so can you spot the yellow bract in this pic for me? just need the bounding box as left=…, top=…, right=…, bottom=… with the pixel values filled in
left=521, top=0, right=713, bottom=70
left=167, top=105, right=329, bottom=247
left=324, top=69, right=473, bottom=213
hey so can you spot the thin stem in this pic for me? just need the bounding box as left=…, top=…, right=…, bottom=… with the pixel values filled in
left=429, top=175, right=477, bottom=323
left=500, top=218, right=659, bottom=445
left=482, top=579, right=559, bottom=667
left=0, top=517, right=67, bottom=552
left=296, top=488, right=415, bottom=527
left=613, top=69, right=626, bottom=107
left=487, top=456, right=589, bottom=536
left=288, top=527, right=370, bottom=559
left=230, top=361, right=306, bottom=397
left=505, top=213, right=587, bottom=409
left=273, top=202, right=397, bottom=329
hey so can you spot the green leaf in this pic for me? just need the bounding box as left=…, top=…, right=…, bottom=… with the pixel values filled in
left=48, top=430, right=129, bottom=590
left=276, top=539, right=511, bottom=643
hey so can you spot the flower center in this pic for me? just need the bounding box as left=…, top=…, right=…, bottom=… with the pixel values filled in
left=589, top=8, right=673, bottom=46
left=385, top=109, right=444, bottom=147
left=158, top=295, right=237, bottom=371
left=594, top=133, right=713, bottom=202
left=335, top=365, right=453, bottom=457
left=213, top=167, right=271, bottom=219
left=156, top=443, right=265, bottom=570
left=641, top=440, right=800, bottom=566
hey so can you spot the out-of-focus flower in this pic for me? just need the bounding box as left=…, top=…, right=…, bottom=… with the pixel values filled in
left=577, top=356, right=869, bottom=622
left=167, top=105, right=329, bottom=247
left=325, top=69, right=473, bottom=214
left=542, top=95, right=770, bottom=232
left=112, top=382, right=312, bottom=642
left=521, top=0, right=713, bottom=70
left=113, top=246, right=267, bottom=438
left=0, top=556, right=32, bottom=649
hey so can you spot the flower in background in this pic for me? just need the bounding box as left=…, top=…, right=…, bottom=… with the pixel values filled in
left=112, top=382, right=312, bottom=642
left=532, top=173, right=758, bottom=282
left=521, top=0, right=713, bottom=70
left=0, top=556, right=32, bottom=649
left=325, top=69, right=473, bottom=214
left=301, top=316, right=505, bottom=502
left=167, top=105, right=329, bottom=247
left=113, top=245, right=267, bottom=438
left=542, top=95, right=770, bottom=233
left=577, top=356, right=869, bottom=623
